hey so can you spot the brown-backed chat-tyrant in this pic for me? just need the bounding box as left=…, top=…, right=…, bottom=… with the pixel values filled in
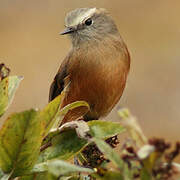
left=49, top=8, right=130, bottom=125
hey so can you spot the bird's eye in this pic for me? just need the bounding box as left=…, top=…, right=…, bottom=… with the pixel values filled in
left=85, top=18, right=92, bottom=26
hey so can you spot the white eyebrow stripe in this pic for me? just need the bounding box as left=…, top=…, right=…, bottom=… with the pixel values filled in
left=70, top=8, right=96, bottom=27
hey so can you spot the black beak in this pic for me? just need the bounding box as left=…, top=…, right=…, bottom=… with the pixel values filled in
left=60, top=27, right=75, bottom=35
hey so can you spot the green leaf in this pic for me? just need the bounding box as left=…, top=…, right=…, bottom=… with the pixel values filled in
left=59, top=175, right=85, bottom=180
left=0, top=174, right=11, bottom=180
left=0, top=168, right=11, bottom=180
left=53, top=101, right=89, bottom=129
left=45, top=173, right=58, bottom=180
left=39, top=121, right=125, bottom=162
left=39, top=94, right=64, bottom=137
left=93, top=138, right=124, bottom=170
left=42, top=99, right=89, bottom=138
left=48, top=160, right=94, bottom=176
left=19, top=172, right=58, bottom=180
left=118, top=109, right=147, bottom=147
left=140, top=168, right=152, bottom=180
left=17, top=174, right=35, bottom=180
left=0, top=168, right=3, bottom=178
left=122, top=163, right=134, bottom=180
left=41, top=101, right=90, bottom=147
left=39, top=129, right=87, bottom=162
left=0, top=109, right=43, bottom=177
left=59, top=101, right=89, bottom=117
left=88, top=120, right=125, bottom=139
left=0, top=76, right=23, bottom=117
left=92, top=171, right=123, bottom=180
left=34, top=160, right=94, bottom=177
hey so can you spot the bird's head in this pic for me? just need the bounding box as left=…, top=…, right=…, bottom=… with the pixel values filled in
left=60, top=8, right=119, bottom=47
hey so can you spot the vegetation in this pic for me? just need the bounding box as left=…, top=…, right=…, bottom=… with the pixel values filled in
left=0, top=63, right=180, bottom=180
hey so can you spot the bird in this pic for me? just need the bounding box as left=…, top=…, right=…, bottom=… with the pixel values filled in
left=49, top=8, right=130, bottom=126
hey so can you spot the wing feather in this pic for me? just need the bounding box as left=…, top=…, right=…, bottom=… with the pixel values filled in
left=49, top=57, right=70, bottom=102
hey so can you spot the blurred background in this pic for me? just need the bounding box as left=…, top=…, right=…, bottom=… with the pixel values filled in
left=0, top=1, right=180, bottom=143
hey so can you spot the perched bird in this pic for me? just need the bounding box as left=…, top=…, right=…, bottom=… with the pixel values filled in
left=49, top=8, right=130, bottom=125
